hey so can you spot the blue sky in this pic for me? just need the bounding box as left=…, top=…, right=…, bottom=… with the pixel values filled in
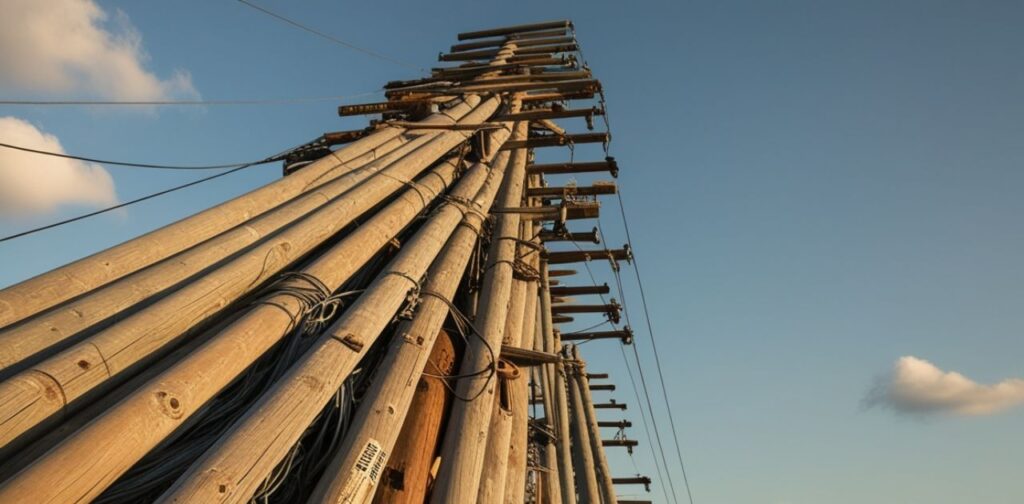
left=1, top=1, right=1023, bottom=503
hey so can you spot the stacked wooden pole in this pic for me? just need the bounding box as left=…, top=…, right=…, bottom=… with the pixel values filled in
left=0, top=19, right=652, bottom=504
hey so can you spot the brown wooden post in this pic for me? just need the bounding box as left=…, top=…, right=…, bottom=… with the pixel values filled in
left=544, top=262, right=578, bottom=504
left=476, top=360, right=517, bottom=502
left=0, top=142, right=497, bottom=503
left=0, top=99, right=479, bottom=372
left=566, top=354, right=601, bottom=502
left=573, top=346, right=618, bottom=503
left=0, top=98, right=500, bottom=460
left=372, top=330, right=457, bottom=504
left=537, top=259, right=567, bottom=504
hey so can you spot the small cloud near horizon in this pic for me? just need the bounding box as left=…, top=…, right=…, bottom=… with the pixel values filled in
left=864, top=356, right=1024, bottom=417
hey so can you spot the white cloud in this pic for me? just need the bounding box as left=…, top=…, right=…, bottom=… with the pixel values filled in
left=0, top=0, right=196, bottom=101
left=0, top=117, right=117, bottom=215
left=865, top=356, right=1024, bottom=416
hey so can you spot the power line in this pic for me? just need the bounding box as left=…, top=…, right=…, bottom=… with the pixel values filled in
left=615, top=190, right=696, bottom=504
left=568, top=238, right=676, bottom=504
left=0, top=164, right=263, bottom=244
left=611, top=267, right=682, bottom=504
left=0, top=140, right=307, bottom=243
left=572, top=33, right=692, bottom=499
left=0, top=91, right=382, bottom=107
left=235, top=0, right=422, bottom=72
left=0, top=141, right=285, bottom=170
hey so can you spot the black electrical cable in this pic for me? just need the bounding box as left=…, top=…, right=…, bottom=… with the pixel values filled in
left=568, top=237, right=676, bottom=504
left=0, top=164, right=260, bottom=244
left=0, top=141, right=282, bottom=170
left=615, top=190, right=696, bottom=504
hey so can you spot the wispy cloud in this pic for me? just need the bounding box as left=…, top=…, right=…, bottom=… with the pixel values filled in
left=0, top=117, right=117, bottom=215
left=865, top=356, right=1024, bottom=416
left=0, top=0, right=196, bottom=101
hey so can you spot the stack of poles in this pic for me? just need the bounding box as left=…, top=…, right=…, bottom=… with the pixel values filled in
left=0, top=18, right=628, bottom=504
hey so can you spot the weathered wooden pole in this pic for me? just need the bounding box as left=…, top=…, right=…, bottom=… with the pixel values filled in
left=456, top=20, right=572, bottom=41
left=551, top=301, right=622, bottom=324
left=559, top=328, right=633, bottom=344
left=449, top=35, right=573, bottom=52
left=526, top=158, right=618, bottom=177
left=0, top=97, right=498, bottom=457
left=550, top=284, right=611, bottom=297
left=534, top=258, right=563, bottom=504
left=372, top=330, right=457, bottom=504
left=542, top=260, right=578, bottom=504
left=501, top=132, right=608, bottom=150
left=158, top=115, right=513, bottom=504
left=0, top=121, right=446, bottom=374
left=476, top=222, right=531, bottom=502
left=0, top=140, right=492, bottom=503
left=428, top=80, right=530, bottom=501
left=526, top=182, right=617, bottom=198
left=573, top=346, right=618, bottom=504
left=566, top=354, right=601, bottom=503
left=306, top=125, right=518, bottom=504
left=493, top=105, right=602, bottom=122
left=0, top=110, right=446, bottom=331
left=476, top=360, right=517, bottom=502
left=545, top=246, right=632, bottom=265
left=503, top=221, right=541, bottom=503
left=538, top=227, right=601, bottom=244
left=533, top=314, right=561, bottom=504
left=613, top=476, right=652, bottom=488
left=602, top=439, right=639, bottom=450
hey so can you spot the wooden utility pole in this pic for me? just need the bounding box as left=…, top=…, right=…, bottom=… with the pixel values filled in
left=505, top=219, right=541, bottom=503
left=536, top=260, right=565, bottom=504
left=0, top=118, right=426, bottom=332
left=0, top=135, right=495, bottom=503
left=372, top=330, right=457, bottom=504
left=542, top=260, right=578, bottom=504
left=428, top=38, right=532, bottom=502
left=566, top=353, right=601, bottom=502
left=0, top=115, right=454, bottom=374
left=572, top=346, right=618, bottom=504
left=0, top=98, right=497, bottom=460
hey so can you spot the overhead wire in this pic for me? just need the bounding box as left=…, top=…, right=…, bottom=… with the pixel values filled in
left=0, top=141, right=286, bottom=170
left=0, top=166, right=256, bottom=244
left=0, top=90, right=382, bottom=107
left=564, top=30, right=698, bottom=498
left=615, top=190, right=696, bottom=504
left=564, top=235, right=675, bottom=504
left=589, top=170, right=690, bottom=504
left=546, top=73, right=680, bottom=497
left=611, top=264, right=682, bottom=504
left=235, top=0, right=423, bottom=72
left=0, top=141, right=307, bottom=243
